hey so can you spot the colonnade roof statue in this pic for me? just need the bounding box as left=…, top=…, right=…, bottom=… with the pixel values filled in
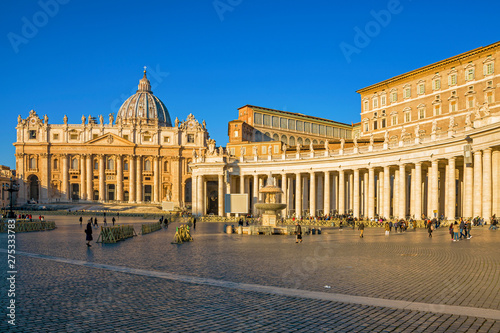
left=116, top=68, right=172, bottom=126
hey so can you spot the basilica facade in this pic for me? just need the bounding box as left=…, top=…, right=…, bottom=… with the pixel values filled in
left=191, top=41, right=500, bottom=222
left=14, top=70, right=208, bottom=209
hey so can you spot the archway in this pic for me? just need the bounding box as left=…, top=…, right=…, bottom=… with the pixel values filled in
left=28, top=175, right=39, bottom=202
left=184, top=178, right=192, bottom=204
left=144, top=185, right=152, bottom=202
left=71, top=184, right=80, bottom=201
left=107, top=184, right=115, bottom=201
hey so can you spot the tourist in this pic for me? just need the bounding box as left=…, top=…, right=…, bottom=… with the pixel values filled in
left=112, top=217, right=116, bottom=226
left=85, top=221, right=93, bottom=247
left=94, top=217, right=98, bottom=227
left=384, top=222, right=390, bottom=236
left=427, top=220, right=433, bottom=238
left=358, top=221, right=365, bottom=238
left=193, top=216, right=197, bottom=229
left=449, top=223, right=454, bottom=240
left=79, top=216, right=83, bottom=225
left=466, top=220, right=472, bottom=239
left=453, top=222, right=460, bottom=241
left=295, top=222, right=302, bottom=243
left=389, top=221, right=393, bottom=232
left=489, top=218, right=498, bottom=230
left=459, top=220, right=466, bottom=239
left=103, top=217, right=107, bottom=225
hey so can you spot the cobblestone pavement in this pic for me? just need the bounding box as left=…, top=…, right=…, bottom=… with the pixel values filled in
left=0, top=216, right=499, bottom=332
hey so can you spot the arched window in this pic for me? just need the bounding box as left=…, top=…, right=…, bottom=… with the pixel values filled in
left=273, top=133, right=279, bottom=141
left=289, top=136, right=295, bottom=146
left=281, top=135, right=288, bottom=144
left=123, top=161, right=129, bottom=171
left=313, top=139, right=318, bottom=145
left=94, top=160, right=98, bottom=170
left=53, top=159, right=58, bottom=170
left=144, top=160, right=152, bottom=171
left=320, top=140, right=324, bottom=145
left=297, top=137, right=303, bottom=145
left=305, top=138, right=311, bottom=145
left=164, top=161, right=169, bottom=172
left=71, top=158, right=78, bottom=170
left=29, top=157, right=36, bottom=169
left=107, top=158, right=114, bottom=170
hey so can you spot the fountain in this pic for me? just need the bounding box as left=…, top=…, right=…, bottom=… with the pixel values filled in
left=254, top=172, right=286, bottom=227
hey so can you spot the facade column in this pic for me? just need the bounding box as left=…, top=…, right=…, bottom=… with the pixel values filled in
left=240, top=174, right=245, bottom=194
left=483, top=149, right=492, bottom=221
left=86, top=154, right=92, bottom=201
left=192, top=175, right=197, bottom=214
left=349, top=173, right=354, bottom=213
left=281, top=174, right=287, bottom=217
left=410, top=167, right=415, bottom=218
left=338, top=170, right=345, bottom=215
left=310, top=172, right=316, bottom=217
left=136, top=156, right=143, bottom=203
left=473, top=151, right=482, bottom=218
left=398, top=164, right=406, bottom=219
left=446, top=157, right=455, bottom=220
left=430, top=160, right=439, bottom=218
left=394, top=168, right=399, bottom=218
left=295, top=173, right=302, bottom=218
left=415, top=162, right=422, bottom=220
left=153, top=157, right=159, bottom=203
left=62, top=154, right=69, bottom=201
left=252, top=174, right=259, bottom=216
left=353, top=169, right=360, bottom=219
left=218, top=174, right=224, bottom=216
left=368, top=167, right=375, bottom=219
left=439, top=168, right=446, bottom=217
left=464, top=161, right=473, bottom=218
left=117, top=155, right=123, bottom=201
left=129, top=156, right=136, bottom=203
left=198, top=175, right=204, bottom=215
left=378, top=170, right=384, bottom=216
left=363, top=171, right=368, bottom=217
left=80, top=155, right=86, bottom=201
left=317, top=174, right=323, bottom=213
left=493, top=150, right=500, bottom=217
left=324, top=171, right=331, bottom=216
left=99, top=154, right=105, bottom=201
left=383, top=166, right=391, bottom=219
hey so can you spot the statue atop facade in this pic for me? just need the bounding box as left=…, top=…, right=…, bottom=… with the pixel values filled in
left=109, top=113, right=114, bottom=125
left=324, top=140, right=329, bottom=151
left=198, top=147, right=203, bottom=158
left=431, top=120, right=437, bottom=133
left=99, top=114, right=103, bottom=125
left=202, top=120, right=206, bottom=129
left=474, top=102, right=481, bottom=119
left=482, top=103, right=490, bottom=117
left=353, top=135, right=358, bottom=148
left=465, top=112, right=472, bottom=127
left=207, top=139, right=216, bottom=155
left=17, top=115, right=22, bottom=125
left=218, top=146, right=224, bottom=156
left=81, top=115, right=86, bottom=125
left=175, top=117, right=179, bottom=128
left=449, top=116, right=455, bottom=129
left=253, top=145, right=258, bottom=156
left=415, top=124, right=420, bottom=138
left=309, top=141, right=314, bottom=152
left=63, top=114, right=68, bottom=125
left=240, top=146, right=244, bottom=157
left=282, top=143, right=287, bottom=153
left=369, top=133, right=374, bottom=146
left=384, top=130, right=389, bottom=143
left=296, top=143, right=301, bottom=153
left=44, top=114, right=48, bottom=124
left=192, top=148, right=197, bottom=158
left=340, top=138, right=345, bottom=150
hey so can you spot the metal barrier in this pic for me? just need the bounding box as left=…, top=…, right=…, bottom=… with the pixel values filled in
left=141, top=221, right=162, bottom=235
left=97, top=225, right=137, bottom=244
left=0, top=220, right=56, bottom=232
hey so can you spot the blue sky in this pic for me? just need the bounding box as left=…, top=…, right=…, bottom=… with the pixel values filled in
left=1, top=0, right=499, bottom=169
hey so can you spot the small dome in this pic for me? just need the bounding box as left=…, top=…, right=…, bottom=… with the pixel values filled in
left=116, top=69, right=172, bottom=126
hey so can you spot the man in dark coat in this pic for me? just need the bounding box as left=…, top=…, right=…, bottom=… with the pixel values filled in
left=85, top=222, right=93, bottom=247
left=295, top=222, right=302, bottom=243
left=358, top=221, right=365, bottom=238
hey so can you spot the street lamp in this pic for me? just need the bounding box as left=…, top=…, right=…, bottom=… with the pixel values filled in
left=2, top=178, right=19, bottom=219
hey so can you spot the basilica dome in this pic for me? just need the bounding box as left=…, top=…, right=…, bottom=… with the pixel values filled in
left=116, top=69, right=172, bottom=126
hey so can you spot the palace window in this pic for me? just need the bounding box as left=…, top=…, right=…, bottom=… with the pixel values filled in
left=432, top=79, right=441, bottom=90
left=280, top=118, right=287, bottom=129
left=312, top=123, right=319, bottom=134
left=304, top=122, right=311, bottom=133
left=404, top=87, right=411, bottom=99
left=381, top=95, right=386, bottom=106
left=254, top=113, right=262, bottom=125
left=305, top=138, right=311, bottom=146
left=53, top=159, right=58, bottom=170
left=71, top=158, right=78, bottom=170
left=418, top=83, right=425, bottom=95
left=466, top=68, right=475, bottom=81
left=487, top=92, right=494, bottom=104
left=289, top=136, right=296, bottom=146
left=29, top=130, right=37, bottom=139
left=29, top=157, right=36, bottom=169
left=391, top=91, right=397, bottom=102
left=144, top=160, right=151, bottom=171
left=391, top=115, right=398, bottom=126
left=326, top=126, right=333, bottom=136
left=319, top=125, right=325, bottom=136
left=94, top=160, right=98, bottom=170
left=164, top=161, right=169, bottom=172
left=124, top=161, right=129, bottom=171
left=373, top=120, right=378, bottom=130
left=364, top=122, right=369, bottom=132
left=288, top=119, right=295, bottom=130
left=418, top=108, right=425, bottom=119
left=434, top=105, right=441, bottom=116
left=272, top=116, right=279, bottom=128
left=381, top=118, right=386, bottom=128
left=143, top=135, right=151, bottom=142
left=261, top=146, right=267, bottom=154
left=53, top=133, right=59, bottom=140
left=484, top=62, right=494, bottom=75
left=274, top=145, right=279, bottom=154
left=404, top=111, right=411, bottom=123
left=296, top=121, right=304, bottom=131
left=467, top=96, right=475, bottom=109
left=187, top=134, right=194, bottom=143
left=373, top=98, right=378, bottom=109
left=163, top=136, right=170, bottom=143
left=364, top=100, right=369, bottom=111
left=107, top=159, right=114, bottom=170
left=263, top=114, right=271, bottom=126
left=297, top=137, right=303, bottom=145
left=448, top=74, right=457, bottom=86
left=450, top=101, right=457, bottom=113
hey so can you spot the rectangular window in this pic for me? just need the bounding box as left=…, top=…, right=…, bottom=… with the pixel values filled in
left=187, top=134, right=194, bottom=143
left=261, top=146, right=267, bottom=154
left=311, top=123, right=319, bottom=134
left=29, top=130, right=36, bottom=139
left=373, top=120, right=378, bottom=130
left=391, top=115, right=397, bottom=126
left=419, top=109, right=425, bottom=119
left=52, top=133, right=59, bottom=140
left=448, top=74, right=457, bottom=86
left=124, top=162, right=128, bottom=171
left=319, top=125, right=325, bottom=135
left=280, top=118, right=287, bottom=129
left=70, top=134, right=78, bottom=140
left=418, top=84, right=425, bottom=95
left=254, top=113, right=263, bottom=125
left=391, top=92, right=397, bottom=102
left=450, top=101, right=457, bottom=113
left=263, top=114, right=271, bottom=126
left=373, top=98, right=378, bottom=108
left=434, top=105, right=441, bottom=116
left=466, top=69, right=475, bottom=81
left=164, top=136, right=170, bottom=143
left=364, top=122, right=369, bottom=132
left=404, top=112, right=411, bottom=123
left=296, top=121, right=303, bottom=131
left=432, top=79, right=441, bottom=90
left=485, top=63, right=494, bottom=75
left=404, top=88, right=411, bottom=99
left=381, top=95, right=386, bottom=106
left=274, top=145, right=279, bottom=154
left=381, top=119, right=386, bottom=128
left=487, top=92, right=494, bottom=104
left=326, top=126, right=333, bottom=136
left=144, top=135, right=151, bottom=142
left=272, top=116, right=279, bottom=128
left=468, top=97, right=474, bottom=109
left=304, top=122, right=311, bottom=133
left=288, top=119, right=295, bottom=130
left=364, top=100, right=369, bottom=111
left=123, top=134, right=129, bottom=141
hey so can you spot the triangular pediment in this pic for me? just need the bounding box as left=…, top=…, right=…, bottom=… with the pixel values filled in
left=86, top=133, right=135, bottom=146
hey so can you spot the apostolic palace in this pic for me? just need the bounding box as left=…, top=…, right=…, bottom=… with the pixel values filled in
left=14, top=41, right=500, bottom=222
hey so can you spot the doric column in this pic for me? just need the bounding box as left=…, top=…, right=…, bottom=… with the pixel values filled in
left=252, top=174, right=259, bottom=216
left=439, top=168, right=446, bottom=217
left=446, top=157, right=455, bottom=220
left=317, top=174, right=323, bottom=213
left=414, top=162, right=422, bottom=220
left=493, top=150, right=500, bottom=217
left=378, top=170, right=384, bottom=216
left=240, top=174, right=245, bottom=194
left=192, top=175, right=198, bottom=214
left=464, top=160, right=473, bottom=218
left=116, top=155, right=123, bottom=201
left=383, top=166, right=390, bottom=219
left=310, top=172, right=316, bottom=217
left=349, top=173, right=354, bottom=212
left=363, top=171, right=368, bottom=217
left=153, top=157, right=159, bottom=203
left=129, top=155, right=136, bottom=202
left=86, top=154, right=93, bottom=201
left=324, top=171, right=331, bottom=216
left=281, top=173, right=287, bottom=216
left=62, top=154, right=69, bottom=202
left=136, top=156, right=143, bottom=203
left=483, top=149, right=492, bottom=221
left=398, top=164, right=406, bottom=219
left=302, top=176, right=308, bottom=213
left=430, top=160, right=439, bottom=218
left=80, top=155, right=86, bottom=201
left=39, top=153, right=50, bottom=203
left=368, top=167, right=375, bottom=219
left=353, top=169, right=360, bottom=218
left=473, top=151, right=482, bottom=218
left=410, top=167, right=415, bottom=217
left=338, top=170, right=345, bottom=215
left=99, top=154, right=105, bottom=201
left=295, top=173, right=302, bottom=218
left=394, top=168, right=399, bottom=217
left=197, top=175, right=204, bottom=215
left=218, top=174, right=224, bottom=216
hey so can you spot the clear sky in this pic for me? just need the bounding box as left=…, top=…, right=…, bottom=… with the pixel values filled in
left=1, top=0, right=499, bottom=169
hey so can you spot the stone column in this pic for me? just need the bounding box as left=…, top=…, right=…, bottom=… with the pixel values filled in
left=192, top=175, right=197, bottom=214
left=353, top=169, right=360, bottom=218
left=129, top=156, right=136, bottom=203
left=378, top=170, right=384, bottom=217
left=295, top=173, right=302, bottom=218
left=252, top=174, right=259, bottom=216
left=398, top=164, right=406, bottom=219
left=349, top=173, right=354, bottom=212
left=310, top=172, right=316, bottom=217
left=446, top=157, right=455, bottom=220
left=439, top=168, right=446, bottom=217
left=86, top=155, right=93, bottom=201
left=383, top=166, right=390, bottom=219
left=338, top=170, right=345, bottom=215
left=198, top=175, right=204, bottom=215
left=324, top=171, right=331, bottom=216
left=153, top=157, right=159, bottom=203
left=80, top=155, right=86, bottom=201
left=240, top=174, right=245, bottom=194
left=98, top=155, right=105, bottom=201
left=483, top=149, right=492, bottom=221
left=259, top=177, right=264, bottom=203
left=368, top=167, right=375, bottom=219
left=410, top=167, right=415, bottom=217
left=317, top=174, right=323, bottom=213
left=116, top=155, right=123, bottom=201
left=302, top=176, right=308, bottom=213
left=473, top=151, right=482, bottom=218
left=430, top=160, right=439, bottom=218
left=281, top=173, right=287, bottom=217
left=394, top=168, right=399, bottom=217
left=415, top=162, right=422, bottom=220
left=136, top=156, right=143, bottom=203
left=493, top=150, right=500, bottom=217
left=363, top=171, right=368, bottom=217
left=464, top=161, right=473, bottom=218
left=62, top=154, right=69, bottom=202
left=218, top=174, right=224, bottom=216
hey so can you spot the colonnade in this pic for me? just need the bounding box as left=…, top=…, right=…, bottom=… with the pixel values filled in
left=193, top=149, right=500, bottom=221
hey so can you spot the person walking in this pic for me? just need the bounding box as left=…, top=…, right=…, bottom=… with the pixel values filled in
left=459, top=220, right=466, bottom=239
left=85, top=221, right=93, bottom=247
left=295, top=222, right=302, bottom=243
left=193, top=216, right=197, bottom=230
left=427, top=220, right=433, bottom=238
left=449, top=223, right=454, bottom=240
left=103, top=217, right=107, bottom=226
left=453, top=221, right=460, bottom=241
left=466, top=220, right=472, bottom=239
left=79, top=216, right=83, bottom=225
left=112, top=217, right=116, bottom=226
left=358, top=221, right=365, bottom=238
left=384, top=222, right=390, bottom=236
left=94, top=217, right=98, bottom=227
